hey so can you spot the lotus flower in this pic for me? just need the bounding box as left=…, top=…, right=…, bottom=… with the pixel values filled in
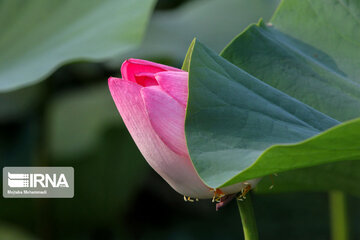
left=108, top=59, right=258, bottom=199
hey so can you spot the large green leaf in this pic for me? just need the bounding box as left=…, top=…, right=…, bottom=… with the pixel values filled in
left=0, top=0, right=155, bottom=92
left=221, top=1, right=360, bottom=122
left=184, top=39, right=360, bottom=195
left=218, top=0, right=360, bottom=193
left=255, top=160, right=360, bottom=197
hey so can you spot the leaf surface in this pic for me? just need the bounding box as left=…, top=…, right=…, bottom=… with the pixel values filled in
left=184, top=39, right=360, bottom=195
left=0, top=0, right=155, bottom=92
left=217, top=0, right=360, bottom=193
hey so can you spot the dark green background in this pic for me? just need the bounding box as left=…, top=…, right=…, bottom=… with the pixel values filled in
left=1, top=0, right=359, bottom=239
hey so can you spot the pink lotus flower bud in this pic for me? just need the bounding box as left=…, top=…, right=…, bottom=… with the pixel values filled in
left=109, top=59, right=258, bottom=199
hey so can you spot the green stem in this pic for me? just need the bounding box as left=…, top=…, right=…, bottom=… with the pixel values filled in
left=329, top=191, right=349, bottom=240
left=237, top=193, right=259, bottom=240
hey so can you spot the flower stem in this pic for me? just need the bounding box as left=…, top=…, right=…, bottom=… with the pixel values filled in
left=329, top=191, right=349, bottom=240
left=237, top=193, right=259, bottom=240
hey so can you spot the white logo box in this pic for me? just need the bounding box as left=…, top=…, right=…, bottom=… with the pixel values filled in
left=3, top=167, right=74, bottom=198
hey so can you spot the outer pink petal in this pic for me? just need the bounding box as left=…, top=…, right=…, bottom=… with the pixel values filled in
left=121, top=58, right=183, bottom=83
left=141, top=86, right=188, bottom=156
left=108, top=77, right=212, bottom=198
left=155, top=71, right=188, bottom=106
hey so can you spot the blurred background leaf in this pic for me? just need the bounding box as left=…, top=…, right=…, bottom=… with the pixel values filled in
left=0, top=84, right=45, bottom=122
left=0, top=223, right=37, bottom=240
left=107, top=0, right=280, bottom=67
left=48, top=83, right=119, bottom=159
left=0, top=0, right=155, bottom=92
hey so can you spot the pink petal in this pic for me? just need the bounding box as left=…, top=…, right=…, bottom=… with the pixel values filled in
left=121, top=58, right=182, bottom=84
left=141, top=86, right=188, bottom=157
left=108, top=77, right=212, bottom=198
left=155, top=71, right=188, bottom=106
